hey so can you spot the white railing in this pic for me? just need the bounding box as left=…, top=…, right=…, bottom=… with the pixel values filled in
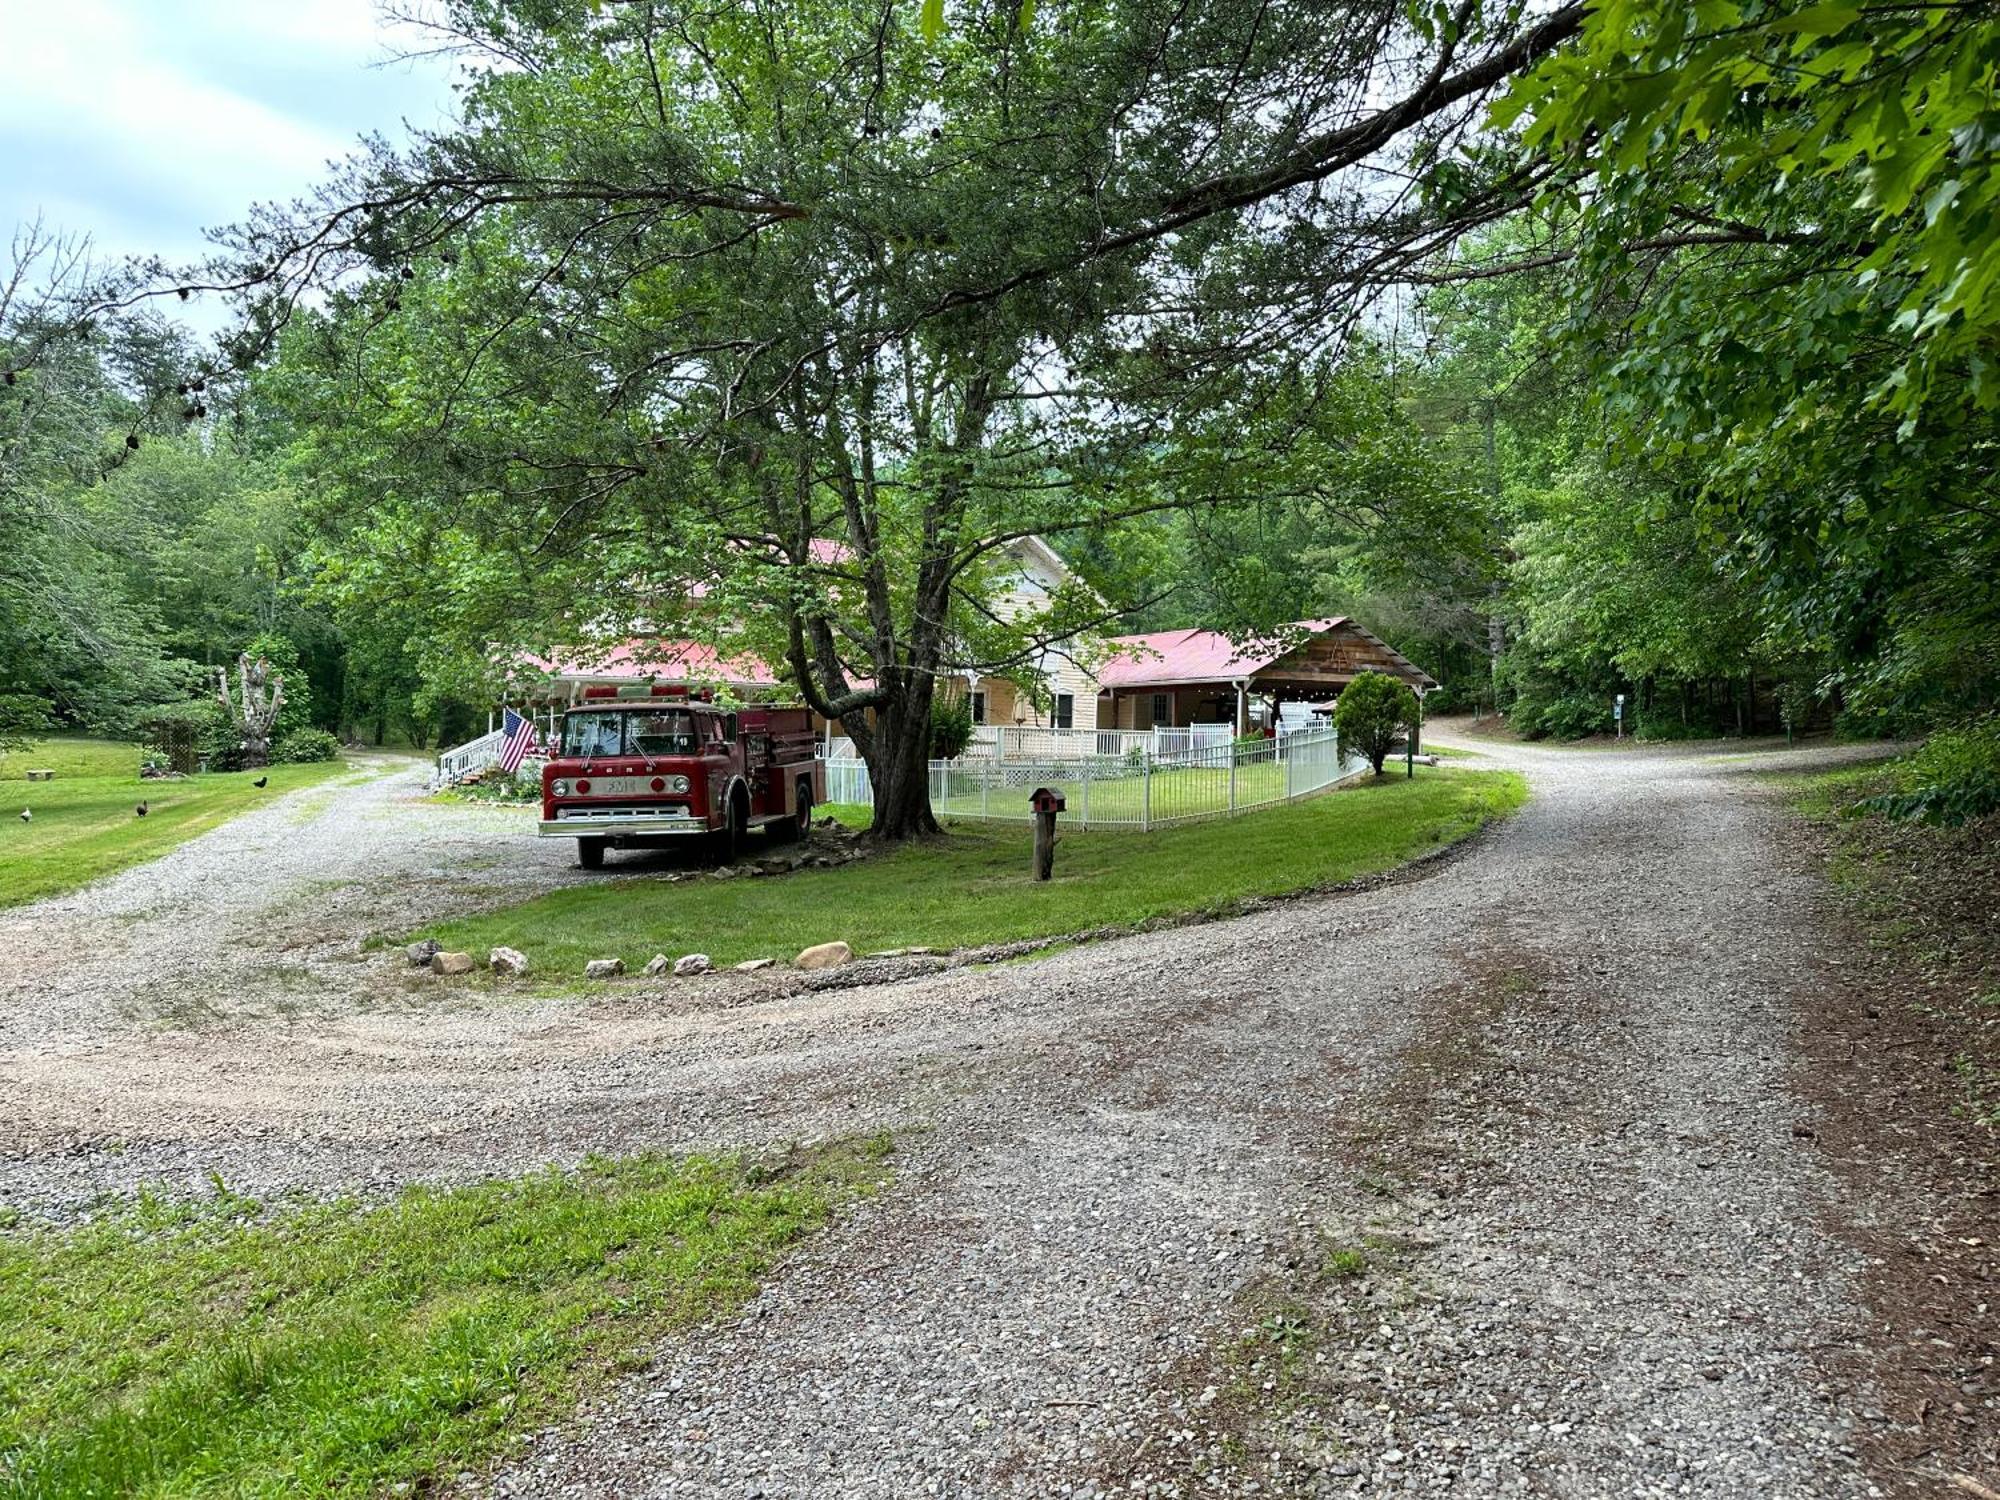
left=434, top=728, right=506, bottom=786
left=965, top=723, right=1239, bottom=762
left=826, top=727, right=1371, bottom=831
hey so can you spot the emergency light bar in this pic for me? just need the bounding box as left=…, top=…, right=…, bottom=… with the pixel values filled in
left=577, top=684, right=714, bottom=701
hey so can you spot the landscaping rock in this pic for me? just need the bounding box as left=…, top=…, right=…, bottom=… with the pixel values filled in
left=584, top=957, right=626, bottom=979
left=407, top=938, right=441, bottom=967
left=710, top=865, right=742, bottom=881
left=488, top=946, right=530, bottom=977
left=673, top=953, right=712, bottom=977
left=429, top=950, right=475, bottom=976
left=643, top=954, right=671, bottom=977
left=734, top=958, right=776, bottom=972
left=793, top=940, right=853, bottom=971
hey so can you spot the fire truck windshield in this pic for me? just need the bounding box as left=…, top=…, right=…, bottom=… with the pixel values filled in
left=561, top=709, right=699, bottom=758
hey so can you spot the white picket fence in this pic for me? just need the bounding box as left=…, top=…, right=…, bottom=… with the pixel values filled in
left=825, top=727, right=1371, bottom=831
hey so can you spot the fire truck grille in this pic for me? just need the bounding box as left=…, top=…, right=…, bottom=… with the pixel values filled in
left=553, top=804, right=696, bottom=821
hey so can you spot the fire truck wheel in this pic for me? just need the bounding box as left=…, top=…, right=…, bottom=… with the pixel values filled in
left=577, top=837, right=606, bottom=870
left=770, top=778, right=811, bottom=843
left=720, top=789, right=749, bottom=862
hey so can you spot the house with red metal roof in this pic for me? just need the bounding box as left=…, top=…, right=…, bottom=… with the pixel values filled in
left=1095, top=618, right=1435, bottom=736
left=503, top=535, right=1102, bottom=736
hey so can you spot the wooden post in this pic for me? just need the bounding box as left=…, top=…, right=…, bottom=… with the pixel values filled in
left=1029, top=787, right=1063, bottom=879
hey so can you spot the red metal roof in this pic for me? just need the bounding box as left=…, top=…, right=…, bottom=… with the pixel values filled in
left=526, top=641, right=782, bottom=687
left=1096, top=619, right=1353, bottom=689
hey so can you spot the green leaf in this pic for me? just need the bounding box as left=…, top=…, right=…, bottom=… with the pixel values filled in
left=920, top=0, right=945, bottom=43
left=1768, top=3, right=1861, bottom=40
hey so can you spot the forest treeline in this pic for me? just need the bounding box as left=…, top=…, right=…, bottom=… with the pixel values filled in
left=1, top=0, right=1993, bottom=822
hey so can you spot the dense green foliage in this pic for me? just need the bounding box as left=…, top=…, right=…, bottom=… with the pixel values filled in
left=1849, top=719, right=2000, bottom=827
left=0, top=1145, right=885, bottom=1497
left=1458, top=0, right=2000, bottom=754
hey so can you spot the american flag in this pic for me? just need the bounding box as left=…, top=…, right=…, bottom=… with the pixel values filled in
left=498, top=706, right=541, bottom=774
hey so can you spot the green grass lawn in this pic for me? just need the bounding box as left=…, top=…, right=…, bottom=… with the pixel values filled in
left=0, top=1142, right=887, bottom=1497
left=426, top=765, right=1526, bottom=973
left=0, top=737, right=351, bottom=909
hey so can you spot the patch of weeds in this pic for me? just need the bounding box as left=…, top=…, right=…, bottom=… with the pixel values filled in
left=1323, top=1246, right=1368, bottom=1279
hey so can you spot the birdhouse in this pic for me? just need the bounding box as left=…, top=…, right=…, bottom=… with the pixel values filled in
left=1028, top=787, right=1066, bottom=815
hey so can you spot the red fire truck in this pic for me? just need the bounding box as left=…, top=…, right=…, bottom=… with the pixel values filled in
left=538, top=685, right=825, bottom=868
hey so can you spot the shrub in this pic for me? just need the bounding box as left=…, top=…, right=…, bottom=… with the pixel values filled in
left=1333, top=670, right=1419, bottom=775
left=446, top=766, right=541, bottom=802
left=272, top=727, right=341, bottom=764
left=1506, top=683, right=1608, bottom=741
left=1850, top=717, right=2000, bottom=826
left=929, top=694, right=975, bottom=760
left=1631, top=715, right=1720, bottom=742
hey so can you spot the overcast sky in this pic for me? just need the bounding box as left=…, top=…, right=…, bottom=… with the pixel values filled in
left=0, top=0, right=460, bottom=282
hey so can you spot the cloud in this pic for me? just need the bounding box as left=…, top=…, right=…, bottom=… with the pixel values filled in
left=0, top=0, right=457, bottom=268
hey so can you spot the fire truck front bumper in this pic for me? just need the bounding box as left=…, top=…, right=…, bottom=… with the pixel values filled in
left=538, top=810, right=709, bottom=838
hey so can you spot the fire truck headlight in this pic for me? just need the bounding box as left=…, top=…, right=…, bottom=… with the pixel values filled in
left=665, top=775, right=689, bottom=794
left=551, top=778, right=570, bottom=797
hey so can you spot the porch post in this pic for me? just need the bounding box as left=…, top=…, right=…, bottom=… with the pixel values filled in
left=1233, top=677, right=1248, bottom=736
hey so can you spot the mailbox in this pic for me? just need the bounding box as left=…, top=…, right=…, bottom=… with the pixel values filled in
left=1028, top=787, right=1066, bottom=814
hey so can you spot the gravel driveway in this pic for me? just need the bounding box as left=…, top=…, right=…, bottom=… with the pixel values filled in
left=0, top=734, right=1941, bottom=1496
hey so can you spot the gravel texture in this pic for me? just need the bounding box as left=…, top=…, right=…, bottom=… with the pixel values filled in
left=0, top=731, right=1925, bottom=1496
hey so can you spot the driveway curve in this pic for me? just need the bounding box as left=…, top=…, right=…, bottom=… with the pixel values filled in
left=0, top=733, right=1930, bottom=1496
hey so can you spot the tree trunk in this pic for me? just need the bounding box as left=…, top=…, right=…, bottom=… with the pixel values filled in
left=861, top=679, right=942, bottom=841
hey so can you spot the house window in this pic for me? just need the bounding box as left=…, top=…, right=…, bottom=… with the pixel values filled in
left=969, top=691, right=986, bottom=725
left=1053, top=693, right=1074, bottom=729
left=1150, top=692, right=1171, bottom=726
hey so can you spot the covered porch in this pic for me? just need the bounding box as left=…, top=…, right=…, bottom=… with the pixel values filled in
left=1095, top=617, right=1436, bottom=740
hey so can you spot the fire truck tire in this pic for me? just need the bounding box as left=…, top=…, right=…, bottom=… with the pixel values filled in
left=770, top=778, right=811, bottom=842
left=577, top=837, right=606, bottom=870
left=719, top=789, right=749, bottom=862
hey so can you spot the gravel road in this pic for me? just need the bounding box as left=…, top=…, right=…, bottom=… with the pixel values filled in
left=0, top=755, right=588, bottom=1051
left=0, top=733, right=1941, bottom=1496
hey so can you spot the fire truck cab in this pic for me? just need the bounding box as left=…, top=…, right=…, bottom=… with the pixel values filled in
left=538, top=685, right=825, bottom=869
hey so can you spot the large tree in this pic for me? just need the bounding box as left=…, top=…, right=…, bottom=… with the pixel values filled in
left=225, top=1, right=1582, bottom=837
